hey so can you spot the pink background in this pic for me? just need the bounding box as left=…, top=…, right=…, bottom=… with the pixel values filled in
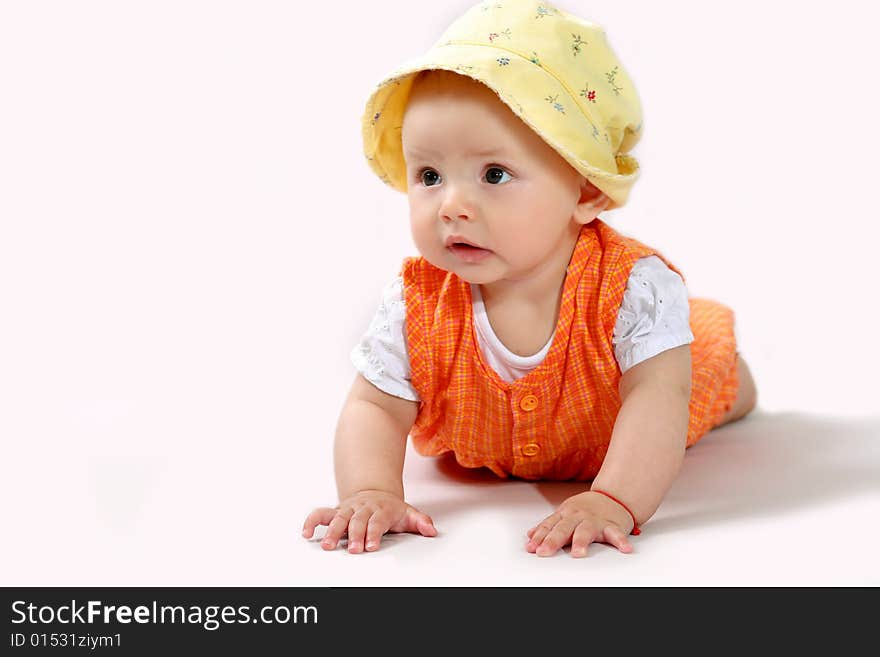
left=1, top=0, right=878, bottom=585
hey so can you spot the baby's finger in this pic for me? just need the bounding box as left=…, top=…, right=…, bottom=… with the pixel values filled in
left=602, top=525, right=634, bottom=554
left=321, top=508, right=354, bottom=550
left=570, top=523, right=600, bottom=558
left=411, top=510, right=438, bottom=537
left=346, top=508, right=373, bottom=554
left=302, top=507, right=336, bottom=539
left=525, top=513, right=561, bottom=553
left=536, top=517, right=578, bottom=557
left=364, top=511, right=394, bottom=552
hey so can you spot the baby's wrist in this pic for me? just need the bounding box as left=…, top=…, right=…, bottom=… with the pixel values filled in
left=588, top=488, right=640, bottom=535
left=339, top=487, right=404, bottom=503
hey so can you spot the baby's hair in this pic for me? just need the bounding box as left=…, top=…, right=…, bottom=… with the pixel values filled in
left=412, top=69, right=462, bottom=86
left=410, top=68, right=488, bottom=95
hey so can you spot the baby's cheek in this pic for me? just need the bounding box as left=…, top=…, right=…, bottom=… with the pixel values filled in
left=410, top=226, right=445, bottom=266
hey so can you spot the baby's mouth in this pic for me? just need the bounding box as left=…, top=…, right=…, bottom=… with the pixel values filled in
left=447, top=242, right=493, bottom=263
left=444, top=234, right=488, bottom=250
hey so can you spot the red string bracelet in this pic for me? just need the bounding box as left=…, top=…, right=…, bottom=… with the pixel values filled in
left=591, top=489, right=642, bottom=535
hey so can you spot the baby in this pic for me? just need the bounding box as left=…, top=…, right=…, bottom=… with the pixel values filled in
left=303, top=0, right=757, bottom=557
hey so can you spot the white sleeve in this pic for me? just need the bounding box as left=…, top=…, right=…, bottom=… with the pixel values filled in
left=350, top=275, right=421, bottom=402
left=612, top=255, right=695, bottom=375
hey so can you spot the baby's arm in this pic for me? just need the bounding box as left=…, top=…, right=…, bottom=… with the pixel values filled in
left=302, top=373, right=437, bottom=553
left=527, top=345, right=691, bottom=557
left=334, top=373, right=418, bottom=500
left=591, top=343, right=691, bottom=525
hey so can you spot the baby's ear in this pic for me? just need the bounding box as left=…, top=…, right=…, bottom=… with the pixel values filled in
left=573, top=177, right=610, bottom=225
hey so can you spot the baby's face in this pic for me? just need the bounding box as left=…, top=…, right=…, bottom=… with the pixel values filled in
left=401, top=72, right=605, bottom=287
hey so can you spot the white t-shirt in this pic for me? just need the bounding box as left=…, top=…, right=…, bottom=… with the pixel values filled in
left=350, top=255, right=694, bottom=401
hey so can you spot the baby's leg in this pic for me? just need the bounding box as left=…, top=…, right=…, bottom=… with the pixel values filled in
left=714, top=354, right=757, bottom=427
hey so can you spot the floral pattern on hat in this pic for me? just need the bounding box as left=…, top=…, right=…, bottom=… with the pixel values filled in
left=535, top=5, right=560, bottom=19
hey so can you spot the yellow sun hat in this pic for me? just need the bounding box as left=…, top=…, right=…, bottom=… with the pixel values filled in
left=362, top=0, right=644, bottom=210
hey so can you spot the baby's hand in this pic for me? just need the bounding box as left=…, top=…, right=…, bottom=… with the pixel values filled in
left=526, top=491, right=634, bottom=558
left=302, top=490, right=437, bottom=553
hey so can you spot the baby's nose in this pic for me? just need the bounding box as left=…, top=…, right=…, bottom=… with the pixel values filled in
left=438, top=188, right=475, bottom=222
left=441, top=211, right=472, bottom=223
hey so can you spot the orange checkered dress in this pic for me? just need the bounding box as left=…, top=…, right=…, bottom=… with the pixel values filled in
left=401, top=219, right=739, bottom=481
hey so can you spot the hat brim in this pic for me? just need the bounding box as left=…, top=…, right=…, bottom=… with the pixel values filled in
left=362, top=42, right=640, bottom=210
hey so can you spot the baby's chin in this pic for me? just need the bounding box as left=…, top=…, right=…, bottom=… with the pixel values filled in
left=442, top=266, right=501, bottom=285
left=452, top=271, right=497, bottom=285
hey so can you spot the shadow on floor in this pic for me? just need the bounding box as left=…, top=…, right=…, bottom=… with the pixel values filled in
left=417, top=411, right=880, bottom=533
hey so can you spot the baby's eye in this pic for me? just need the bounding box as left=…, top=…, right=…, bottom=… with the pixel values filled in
left=485, top=166, right=512, bottom=185
left=419, top=168, right=441, bottom=187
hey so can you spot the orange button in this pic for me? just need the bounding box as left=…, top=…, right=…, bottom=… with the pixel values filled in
left=519, top=394, right=539, bottom=411
left=521, top=443, right=541, bottom=457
